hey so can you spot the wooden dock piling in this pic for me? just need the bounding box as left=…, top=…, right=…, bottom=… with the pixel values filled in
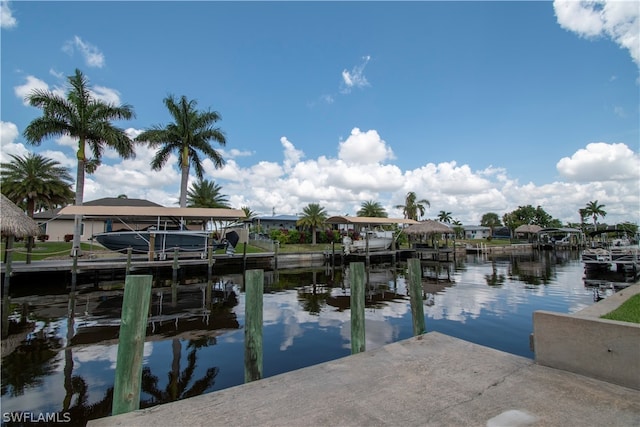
left=244, top=269, right=263, bottom=382
left=112, top=274, right=153, bottom=415
left=350, top=262, right=366, bottom=354
left=408, top=258, right=426, bottom=336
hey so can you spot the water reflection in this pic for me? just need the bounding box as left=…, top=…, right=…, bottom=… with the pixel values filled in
left=141, top=337, right=219, bottom=408
left=1, top=250, right=635, bottom=426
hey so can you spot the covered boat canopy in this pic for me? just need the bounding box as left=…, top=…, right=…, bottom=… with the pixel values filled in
left=59, top=205, right=245, bottom=220
left=325, top=216, right=418, bottom=225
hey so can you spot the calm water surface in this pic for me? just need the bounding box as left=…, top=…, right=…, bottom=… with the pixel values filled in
left=1, top=250, right=628, bottom=425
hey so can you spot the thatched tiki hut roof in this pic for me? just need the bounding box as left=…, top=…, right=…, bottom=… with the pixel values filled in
left=404, top=219, right=453, bottom=236
left=1, top=194, right=40, bottom=238
left=514, top=224, right=542, bottom=234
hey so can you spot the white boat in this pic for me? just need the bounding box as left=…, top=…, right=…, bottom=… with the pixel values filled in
left=342, top=230, right=394, bottom=255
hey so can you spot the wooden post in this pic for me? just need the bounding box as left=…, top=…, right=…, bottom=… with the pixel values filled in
left=70, top=246, right=79, bottom=293
left=408, top=258, right=426, bottom=336
left=148, top=233, right=155, bottom=261
left=112, top=274, right=152, bottom=416
left=172, top=248, right=179, bottom=306
left=350, top=262, right=366, bottom=354
left=125, top=248, right=132, bottom=276
left=274, top=241, right=279, bottom=270
left=242, top=242, right=247, bottom=271
left=332, top=242, right=336, bottom=266
left=244, top=269, right=263, bottom=383
left=206, top=243, right=213, bottom=307
left=1, top=236, right=14, bottom=338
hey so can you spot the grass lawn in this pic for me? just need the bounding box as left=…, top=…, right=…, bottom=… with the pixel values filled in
left=1, top=238, right=524, bottom=261
left=0, top=241, right=92, bottom=262
left=0, top=241, right=270, bottom=262
left=600, top=293, right=640, bottom=324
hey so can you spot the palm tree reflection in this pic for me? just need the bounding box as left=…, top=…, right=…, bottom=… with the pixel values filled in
left=141, top=337, right=219, bottom=407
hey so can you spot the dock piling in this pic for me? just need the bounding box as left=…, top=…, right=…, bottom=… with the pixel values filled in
left=350, top=262, right=366, bottom=354
left=112, top=274, right=152, bottom=416
left=244, top=269, right=263, bottom=382
left=408, top=258, right=426, bottom=335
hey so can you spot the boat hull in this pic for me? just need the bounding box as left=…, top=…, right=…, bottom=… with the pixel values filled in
left=94, top=231, right=224, bottom=254
left=349, top=238, right=393, bottom=253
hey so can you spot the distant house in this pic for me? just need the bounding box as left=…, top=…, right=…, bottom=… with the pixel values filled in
left=34, top=198, right=163, bottom=242
left=462, top=225, right=491, bottom=240
left=252, top=214, right=300, bottom=235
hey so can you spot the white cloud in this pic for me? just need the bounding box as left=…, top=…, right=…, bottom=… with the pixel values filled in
left=62, top=35, right=105, bottom=68
left=280, top=136, right=304, bottom=172
left=554, top=0, right=640, bottom=67
left=15, top=73, right=122, bottom=107
left=556, top=142, right=640, bottom=182
left=91, top=85, right=122, bottom=105
left=0, top=121, right=29, bottom=162
left=1, top=0, right=17, bottom=29
left=338, top=128, right=394, bottom=164
left=14, top=75, right=52, bottom=106
left=15, top=124, right=636, bottom=227
left=340, top=55, right=371, bottom=93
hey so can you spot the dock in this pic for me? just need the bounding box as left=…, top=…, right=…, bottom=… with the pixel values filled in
left=88, top=332, right=640, bottom=426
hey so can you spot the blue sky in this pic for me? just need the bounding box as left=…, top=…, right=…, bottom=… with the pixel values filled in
left=1, top=1, right=638, bottom=225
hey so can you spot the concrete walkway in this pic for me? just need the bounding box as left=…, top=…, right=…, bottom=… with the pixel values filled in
left=89, top=332, right=640, bottom=427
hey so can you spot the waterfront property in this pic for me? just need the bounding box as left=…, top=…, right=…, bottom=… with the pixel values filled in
left=33, top=197, right=164, bottom=242
left=2, top=250, right=634, bottom=426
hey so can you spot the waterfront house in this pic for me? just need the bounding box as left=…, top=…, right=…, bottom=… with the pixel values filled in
left=252, top=214, right=300, bottom=236
left=462, top=225, right=491, bottom=239
left=33, top=198, right=163, bottom=242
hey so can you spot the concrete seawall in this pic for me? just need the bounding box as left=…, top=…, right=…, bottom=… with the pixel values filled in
left=89, top=332, right=640, bottom=426
left=533, top=284, right=640, bottom=390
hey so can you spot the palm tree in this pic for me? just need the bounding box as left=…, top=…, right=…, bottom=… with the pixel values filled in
left=357, top=200, right=387, bottom=218
left=135, top=95, right=226, bottom=208
left=297, top=203, right=328, bottom=245
left=451, top=219, right=464, bottom=239
left=1, top=153, right=74, bottom=218
left=241, top=206, right=256, bottom=220
left=23, top=69, right=136, bottom=253
left=584, top=201, right=606, bottom=231
left=437, top=210, right=452, bottom=224
left=186, top=179, right=230, bottom=208
left=1, top=153, right=75, bottom=263
left=396, top=192, right=430, bottom=220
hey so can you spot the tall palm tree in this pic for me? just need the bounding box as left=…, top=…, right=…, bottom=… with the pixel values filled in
left=297, top=203, right=328, bottom=245
left=584, top=201, right=606, bottom=231
left=135, top=95, right=226, bottom=208
left=437, top=210, right=452, bottom=224
left=1, top=153, right=74, bottom=218
left=357, top=200, right=387, bottom=218
left=186, top=179, right=230, bottom=208
left=396, top=192, right=430, bottom=220
left=23, top=68, right=136, bottom=253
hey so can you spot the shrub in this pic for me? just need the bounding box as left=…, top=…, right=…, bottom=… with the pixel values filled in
left=64, top=234, right=74, bottom=242
left=37, top=235, right=49, bottom=242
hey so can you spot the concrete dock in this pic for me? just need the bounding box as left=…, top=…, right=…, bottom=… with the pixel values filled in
left=89, top=332, right=640, bottom=427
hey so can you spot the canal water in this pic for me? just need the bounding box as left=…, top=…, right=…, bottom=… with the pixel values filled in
left=1, top=250, right=629, bottom=425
